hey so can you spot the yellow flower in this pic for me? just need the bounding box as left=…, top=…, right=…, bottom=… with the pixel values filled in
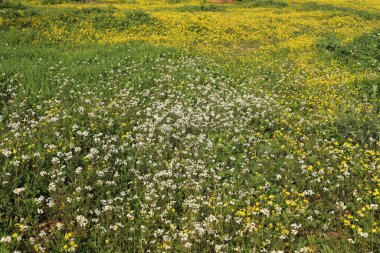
left=236, top=210, right=246, bottom=217
left=69, top=241, right=78, bottom=248
left=282, top=229, right=289, bottom=235
left=160, top=242, right=169, bottom=249
left=64, top=232, right=72, bottom=241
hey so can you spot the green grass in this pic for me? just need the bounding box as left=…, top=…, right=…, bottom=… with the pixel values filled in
left=237, top=0, right=288, bottom=8
left=316, top=29, right=380, bottom=70
left=297, top=2, right=380, bottom=20
left=176, top=4, right=226, bottom=12
left=0, top=43, right=185, bottom=105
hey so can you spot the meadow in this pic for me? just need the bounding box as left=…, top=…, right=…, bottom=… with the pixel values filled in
left=0, top=0, right=379, bottom=252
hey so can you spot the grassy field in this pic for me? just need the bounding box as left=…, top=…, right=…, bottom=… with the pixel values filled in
left=0, top=0, right=379, bottom=252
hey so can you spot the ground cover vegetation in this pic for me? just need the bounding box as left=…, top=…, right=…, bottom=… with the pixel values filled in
left=0, top=0, right=379, bottom=252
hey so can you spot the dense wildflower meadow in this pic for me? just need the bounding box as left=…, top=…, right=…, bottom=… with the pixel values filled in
left=0, top=0, right=379, bottom=252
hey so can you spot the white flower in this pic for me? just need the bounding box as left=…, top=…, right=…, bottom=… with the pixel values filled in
left=1, top=149, right=11, bottom=157
left=75, top=167, right=83, bottom=174
left=51, top=157, right=60, bottom=164
left=13, top=187, right=25, bottom=195
left=56, top=223, right=64, bottom=230
left=76, top=215, right=88, bottom=227
left=336, top=201, right=346, bottom=211
left=78, top=106, right=84, bottom=113
left=0, top=236, right=11, bottom=243
left=48, top=182, right=56, bottom=192
left=47, top=198, right=55, bottom=207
